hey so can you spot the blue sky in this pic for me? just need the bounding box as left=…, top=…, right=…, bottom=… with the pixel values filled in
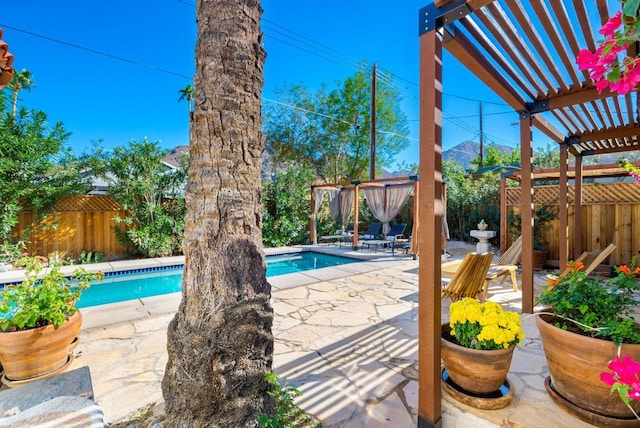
left=1, top=1, right=553, bottom=168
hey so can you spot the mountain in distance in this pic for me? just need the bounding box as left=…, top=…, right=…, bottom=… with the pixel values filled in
left=443, top=140, right=517, bottom=170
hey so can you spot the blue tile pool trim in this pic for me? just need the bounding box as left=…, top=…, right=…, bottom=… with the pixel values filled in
left=104, top=265, right=184, bottom=277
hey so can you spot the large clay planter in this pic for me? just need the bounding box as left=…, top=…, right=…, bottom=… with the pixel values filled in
left=441, top=324, right=515, bottom=394
left=536, top=314, right=640, bottom=419
left=0, top=310, right=82, bottom=381
left=532, top=250, right=547, bottom=271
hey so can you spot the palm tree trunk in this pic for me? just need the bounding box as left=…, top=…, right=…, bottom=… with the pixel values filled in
left=11, top=86, right=18, bottom=119
left=162, top=1, right=273, bottom=426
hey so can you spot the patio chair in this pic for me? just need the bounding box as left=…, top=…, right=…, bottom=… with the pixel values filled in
left=362, top=223, right=406, bottom=252
left=441, top=236, right=522, bottom=299
left=358, top=222, right=383, bottom=241
left=394, top=234, right=414, bottom=255
left=559, top=243, right=617, bottom=277
left=441, top=252, right=494, bottom=301
left=340, top=222, right=381, bottom=247
left=487, top=235, right=522, bottom=292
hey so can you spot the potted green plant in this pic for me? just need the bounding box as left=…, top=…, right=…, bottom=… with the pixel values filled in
left=0, top=256, right=103, bottom=385
left=441, top=298, right=524, bottom=405
left=536, top=259, right=640, bottom=423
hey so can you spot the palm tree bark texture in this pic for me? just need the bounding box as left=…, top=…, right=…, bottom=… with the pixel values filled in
left=161, top=1, right=274, bottom=426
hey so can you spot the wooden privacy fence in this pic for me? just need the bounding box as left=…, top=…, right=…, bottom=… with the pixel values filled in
left=13, top=196, right=127, bottom=260
left=506, top=182, right=640, bottom=266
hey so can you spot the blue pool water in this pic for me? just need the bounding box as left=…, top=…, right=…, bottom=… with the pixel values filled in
left=76, top=252, right=357, bottom=308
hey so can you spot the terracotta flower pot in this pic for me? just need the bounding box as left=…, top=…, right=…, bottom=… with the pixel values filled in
left=0, top=310, right=82, bottom=382
left=536, top=314, right=640, bottom=419
left=532, top=249, right=547, bottom=271
left=441, top=323, right=515, bottom=394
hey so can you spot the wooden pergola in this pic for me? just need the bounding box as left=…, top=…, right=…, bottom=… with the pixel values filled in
left=416, top=1, right=640, bottom=426
left=310, top=176, right=420, bottom=255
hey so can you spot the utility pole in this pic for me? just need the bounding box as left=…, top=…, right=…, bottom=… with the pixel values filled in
left=479, top=101, right=484, bottom=168
left=370, top=62, right=377, bottom=180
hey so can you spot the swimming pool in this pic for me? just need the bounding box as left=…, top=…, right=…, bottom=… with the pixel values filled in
left=76, top=251, right=358, bottom=308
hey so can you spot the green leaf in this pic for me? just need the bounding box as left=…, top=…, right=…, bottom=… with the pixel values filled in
left=623, top=0, right=640, bottom=17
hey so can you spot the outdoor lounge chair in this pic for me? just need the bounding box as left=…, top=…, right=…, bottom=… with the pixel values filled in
left=358, top=222, right=383, bottom=241
left=559, top=243, right=617, bottom=277
left=441, top=252, right=494, bottom=301
left=362, top=223, right=406, bottom=252
left=441, top=236, right=522, bottom=299
left=340, top=222, right=381, bottom=247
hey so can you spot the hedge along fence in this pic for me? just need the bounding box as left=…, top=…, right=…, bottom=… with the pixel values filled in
left=506, top=181, right=640, bottom=267
left=13, top=196, right=128, bottom=260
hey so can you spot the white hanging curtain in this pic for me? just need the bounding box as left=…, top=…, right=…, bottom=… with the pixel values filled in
left=363, top=184, right=414, bottom=235
left=312, top=188, right=332, bottom=244
left=326, top=188, right=341, bottom=221
left=339, top=189, right=355, bottom=230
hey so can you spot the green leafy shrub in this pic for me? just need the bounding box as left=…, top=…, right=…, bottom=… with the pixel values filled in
left=258, top=372, right=322, bottom=428
left=262, top=165, right=315, bottom=247
left=84, top=139, right=187, bottom=257
left=0, top=256, right=103, bottom=331
left=0, top=240, right=26, bottom=264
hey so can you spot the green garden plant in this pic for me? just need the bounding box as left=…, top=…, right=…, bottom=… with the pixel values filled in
left=84, top=139, right=187, bottom=257
left=0, top=256, right=103, bottom=331
left=258, top=372, right=322, bottom=428
left=538, top=259, right=640, bottom=346
left=0, top=240, right=26, bottom=264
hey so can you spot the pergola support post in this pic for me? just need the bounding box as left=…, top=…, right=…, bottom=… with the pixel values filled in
left=310, top=187, right=317, bottom=244
left=412, top=178, right=420, bottom=258
left=573, top=155, right=583, bottom=259
left=519, top=111, right=534, bottom=314
left=352, top=183, right=360, bottom=250
left=418, top=28, right=443, bottom=428
left=499, top=176, right=507, bottom=254
left=558, top=144, right=569, bottom=269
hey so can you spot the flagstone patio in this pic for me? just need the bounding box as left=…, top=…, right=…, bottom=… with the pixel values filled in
left=7, top=243, right=598, bottom=426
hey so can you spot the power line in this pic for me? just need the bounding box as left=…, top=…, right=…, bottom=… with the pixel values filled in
left=4, top=7, right=507, bottom=146
left=0, top=23, right=192, bottom=80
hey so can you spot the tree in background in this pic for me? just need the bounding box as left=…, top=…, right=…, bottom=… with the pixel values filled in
left=533, top=143, right=560, bottom=170
left=470, top=145, right=519, bottom=171
left=444, top=159, right=500, bottom=241
left=263, top=68, right=409, bottom=184
left=178, top=83, right=194, bottom=113
left=0, top=88, right=86, bottom=248
left=85, top=139, right=187, bottom=258
left=443, top=143, right=522, bottom=242
left=162, top=0, right=273, bottom=426
left=8, top=68, right=34, bottom=119
left=262, top=164, right=315, bottom=247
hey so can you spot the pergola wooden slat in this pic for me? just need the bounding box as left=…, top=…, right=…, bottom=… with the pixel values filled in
left=417, top=1, right=639, bottom=426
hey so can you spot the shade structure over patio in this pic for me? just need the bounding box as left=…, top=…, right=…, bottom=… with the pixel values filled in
left=417, top=1, right=640, bottom=426
left=310, top=176, right=420, bottom=254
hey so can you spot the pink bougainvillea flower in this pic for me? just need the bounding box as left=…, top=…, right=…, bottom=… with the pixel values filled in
left=605, top=355, right=640, bottom=386
left=577, top=49, right=598, bottom=70
left=594, top=78, right=610, bottom=94
left=630, top=382, right=640, bottom=400
left=599, top=11, right=622, bottom=38
left=601, top=370, right=617, bottom=386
